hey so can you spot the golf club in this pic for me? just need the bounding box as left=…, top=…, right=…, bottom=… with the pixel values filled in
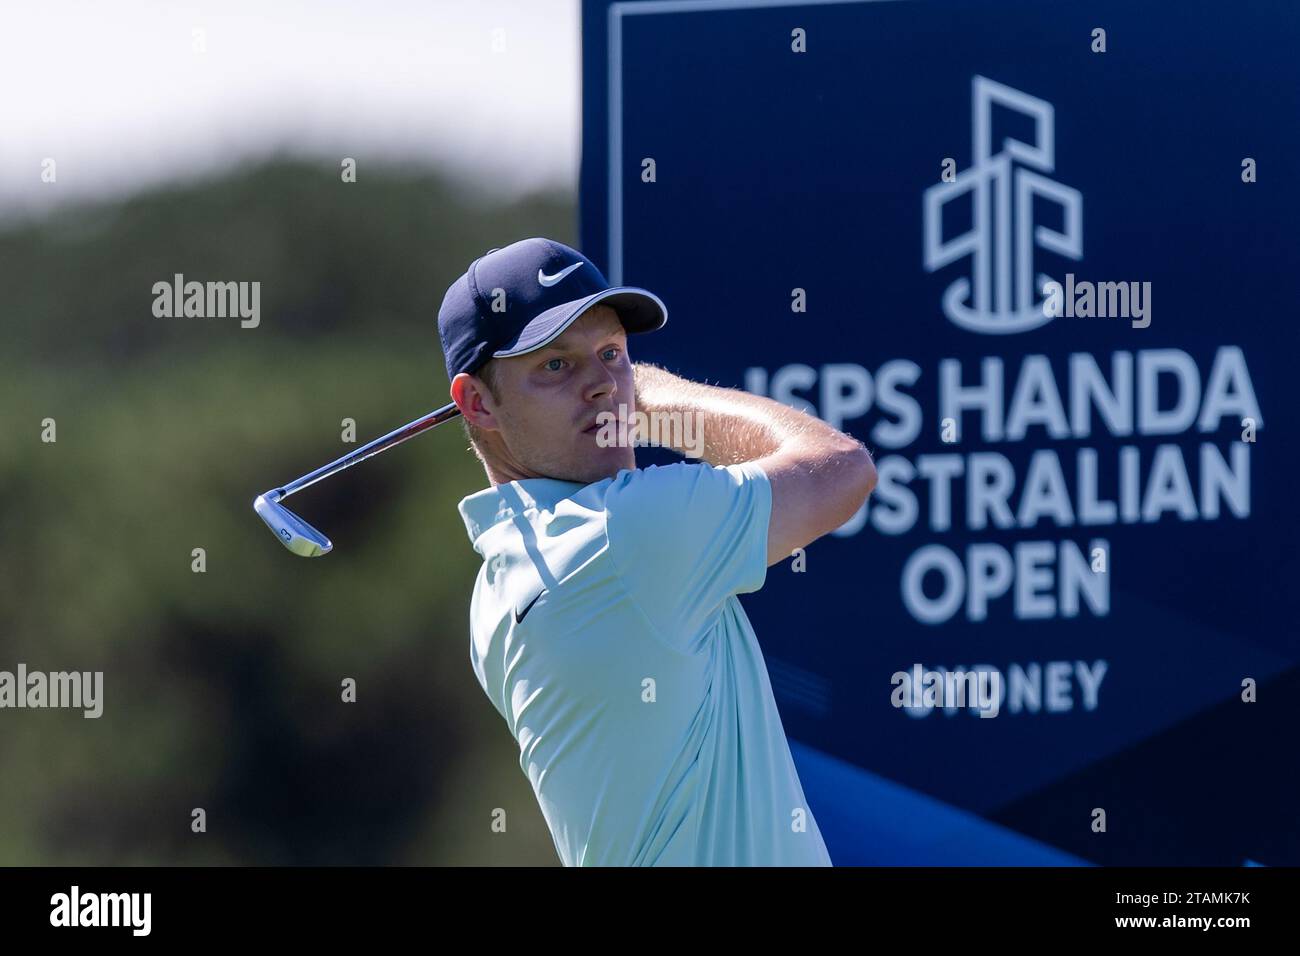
left=254, top=401, right=462, bottom=556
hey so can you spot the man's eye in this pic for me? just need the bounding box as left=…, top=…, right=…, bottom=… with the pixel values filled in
left=545, top=358, right=566, bottom=372
left=602, top=347, right=621, bottom=361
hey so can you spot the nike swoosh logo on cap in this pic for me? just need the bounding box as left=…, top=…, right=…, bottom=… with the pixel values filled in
left=537, top=262, right=583, bottom=287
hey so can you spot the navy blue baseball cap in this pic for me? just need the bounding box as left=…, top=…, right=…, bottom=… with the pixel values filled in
left=437, top=237, right=667, bottom=382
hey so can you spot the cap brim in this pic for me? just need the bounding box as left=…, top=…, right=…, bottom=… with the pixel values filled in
left=492, top=286, right=667, bottom=358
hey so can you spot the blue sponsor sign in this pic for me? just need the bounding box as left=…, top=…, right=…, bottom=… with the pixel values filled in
left=582, top=0, right=1299, bottom=863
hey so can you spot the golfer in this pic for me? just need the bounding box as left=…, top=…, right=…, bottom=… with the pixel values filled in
left=438, top=238, right=876, bottom=866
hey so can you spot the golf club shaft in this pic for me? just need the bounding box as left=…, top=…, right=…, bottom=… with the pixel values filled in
left=275, top=401, right=461, bottom=500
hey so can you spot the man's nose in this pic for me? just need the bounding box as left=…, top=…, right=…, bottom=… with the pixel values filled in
left=582, top=357, right=618, bottom=403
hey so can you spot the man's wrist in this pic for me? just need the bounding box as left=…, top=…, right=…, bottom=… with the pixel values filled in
left=632, top=362, right=679, bottom=412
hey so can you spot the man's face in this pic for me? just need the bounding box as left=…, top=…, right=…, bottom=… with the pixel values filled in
left=460, top=304, right=637, bottom=484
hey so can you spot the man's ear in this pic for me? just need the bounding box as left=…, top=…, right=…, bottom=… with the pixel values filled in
left=451, top=372, right=499, bottom=431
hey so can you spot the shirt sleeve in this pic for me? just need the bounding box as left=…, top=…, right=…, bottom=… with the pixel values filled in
left=605, top=460, right=772, bottom=648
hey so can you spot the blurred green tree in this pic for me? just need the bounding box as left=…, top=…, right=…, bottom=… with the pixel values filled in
left=0, top=159, right=570, bottom=865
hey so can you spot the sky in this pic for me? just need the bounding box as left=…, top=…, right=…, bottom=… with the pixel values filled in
left=0, top=0, right=580, bottom=219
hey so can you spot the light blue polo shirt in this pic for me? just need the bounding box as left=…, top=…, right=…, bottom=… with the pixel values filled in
left=457, top=460, right=832, bottom=866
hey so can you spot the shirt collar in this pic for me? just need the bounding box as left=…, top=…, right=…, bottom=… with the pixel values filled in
left=457, top=478, right=587, bottom=551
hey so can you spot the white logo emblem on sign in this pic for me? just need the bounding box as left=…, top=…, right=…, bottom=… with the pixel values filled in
left=924, top=76, right=1083, bottom=334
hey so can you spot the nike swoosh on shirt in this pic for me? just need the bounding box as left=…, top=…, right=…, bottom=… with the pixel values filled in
left=537, top=262, right=583, bottom=287
left=514, top=589, right=546, bottom=624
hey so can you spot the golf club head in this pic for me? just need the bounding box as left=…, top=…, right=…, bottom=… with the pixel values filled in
left=253, top=492, right=333, bottom=557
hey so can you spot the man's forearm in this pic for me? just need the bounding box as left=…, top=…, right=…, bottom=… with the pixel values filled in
left=632, top=362, right=864, bottom=466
